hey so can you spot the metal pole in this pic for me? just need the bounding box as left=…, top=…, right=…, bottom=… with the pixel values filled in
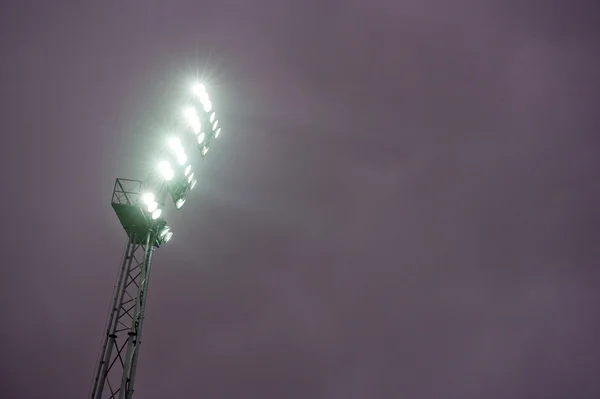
left=91, top=236, right=136, bottom=399
left=119, top=231, right=155, bottom=399
left=125, top=234, right=156, bottom=399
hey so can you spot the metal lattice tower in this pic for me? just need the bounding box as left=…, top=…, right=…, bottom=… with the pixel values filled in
left=89, top=82, right=220, bottom=399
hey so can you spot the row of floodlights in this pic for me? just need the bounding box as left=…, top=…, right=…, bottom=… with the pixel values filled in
left=141, top=83, right=222, bottom=244
left=140, top=192, right=173, bottom=244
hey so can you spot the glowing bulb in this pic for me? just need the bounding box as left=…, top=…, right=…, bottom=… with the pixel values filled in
left=158, top=161, right=174, bottom=180
left=167, top=137, right=181, bottom=150
left=142, top=193, right=155, bottom=205
left=202, top=146, right=209, bottom=156
left=184, top=165, right=192, bottom=176
left=175, top=198, right=186, bottom=209
left=177, top=153, right=187, bottom=166
left=215, top=128, right=221, bottom=138
left=147, top=201, right=158, bottom=213
left=212, top=120, right=218, bottom=130
left=164, top=231, right=173, bottom=243
left=203, top=100, right=212, bottom=113
left=151, top=209, right=162, bottom=219
left=210, top=112, right=216, bottom=123
left=187, top=172, right=194, bottom=183
left=183, top=106, right=196, bottom=120
left=192, top=83, right=205, bottom=96
left=197, top=132, right=205, bottom=144
left=189, top=178, right=197, bottom=190
left=159, top=226, right=170, bottom=237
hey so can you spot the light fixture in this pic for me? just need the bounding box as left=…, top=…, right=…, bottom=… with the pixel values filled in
left=147, top=201, right=158, bottom=213
left=210, top=112, right=216, bottom=123
left=142, top=192, right=155, bottom=205
left=151, top=209, right=162, bottom=219
left=158, top=161, right=175, bottom=181
left=203, top=100, right=212, bottom=113
left=201, top=146, right=209, bottom=156
left=189, top=178, right=197, bottom=190
left=187, top=172, right=194, bottom=184
left=163, top=231, right=173, bottom=243
left=192, top=83, right=205, bottom=97
left=197, top=132, right=205, bottom=145
left=175, top=197, right=186, bottom=209
left=159, top=226, right=170, bottom=237
left=184, top=165, right=192, bottom=176
left=212, top=120, right=218, bottom=130
left=215, top=128, right=221, bottom=138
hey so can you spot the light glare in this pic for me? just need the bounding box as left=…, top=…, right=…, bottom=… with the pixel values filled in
left=175, top=198, right=186, bottom=209
left=151, top=209, right=162, bottom=220
left=142, top=193, right=155, bottom=205
left=147, top=201, right=158, bottom=213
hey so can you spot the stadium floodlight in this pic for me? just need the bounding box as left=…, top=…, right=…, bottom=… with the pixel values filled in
left=175, top=197, right=186, bottom=209
left=183, top=106, right=201, bottom=133
left=93, top=80, right=225, bottom=399
left=192, top=83, right=206, bottom=97
left=159, top=225, right=170, bottom=237
left=147, top=201, right=158, bottom=213
left=158, top=161, right=175, bottom=181
left=142, top=192, right=155, bottom=205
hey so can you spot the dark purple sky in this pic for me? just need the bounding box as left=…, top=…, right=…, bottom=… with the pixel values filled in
left=1, top=1, right=599, bottom=398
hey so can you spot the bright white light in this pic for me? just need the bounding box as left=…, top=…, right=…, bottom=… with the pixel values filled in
left=158, top=161, right=174, bottom=181
left=177, top=153, right=187, bottom=166
left=187, top=172, right=194, bottom=183
left=190, top=178, right=197, bottom=190
left=175, top=198, right=186, bottom=209
left=203, top=100, right=212, bottom=113
left=192, top=83, right=205, bottom=96
left=193, top=124, right=201, bottom=134
left=160, top=226, right=170, bottom=237
left=184, top=164, right=192, bottom=176
left=210, top=112, right=216, bottom=123
left=212, top=120, right=219, bottom=130
left=151, top=208, right=162, bottom=219
left=215, top=128, right=221, bottom=138
left=183, top=106, right=196, bottom=120
left=202, top=146, right=209, bottom=156
left=142, top=193, right=155, bottom=205
left=164, top=231, right=173, bottom=243
left=167, top=137, right=181, bottom=150
left=147, top=201, right=158, bottom=213
left=197, top=132, right=205, bottom=145
left=183, top=106, right=201, bottom=133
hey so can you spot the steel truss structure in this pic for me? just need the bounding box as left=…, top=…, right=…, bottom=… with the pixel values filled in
left=89, top=82, right=219, bottom=399
left=90, top=179, right=166, bottom=399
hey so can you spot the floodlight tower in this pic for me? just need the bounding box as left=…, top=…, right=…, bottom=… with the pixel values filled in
left=90, top=83, right=221, bottom=399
